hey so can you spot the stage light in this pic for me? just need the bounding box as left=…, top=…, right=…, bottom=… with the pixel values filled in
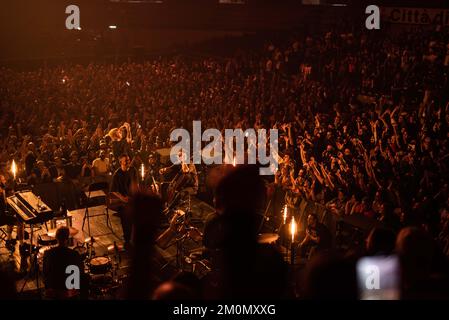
left=109, top=25, right=117, bottom=29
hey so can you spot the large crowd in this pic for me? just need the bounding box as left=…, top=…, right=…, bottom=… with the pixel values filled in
left=1, top=23, right=449, bottom=299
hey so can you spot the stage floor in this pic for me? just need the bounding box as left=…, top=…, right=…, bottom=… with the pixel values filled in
left=0, top=197, right=215, bottom=297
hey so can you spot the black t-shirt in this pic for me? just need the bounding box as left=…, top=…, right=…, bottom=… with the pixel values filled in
left=65, top=162, right=82, bottom=179
left=202, top=212, right=289, bottom=299
left=203, top=212, right=225, bottom=252
left=112, top=140, right=130, bottom=160
left=43, top=246, right=84, bottom=290
left=0, top=184, right=6, bottom=214
left=110, top=167, right=138, bottom=197
left=308, top=222, right=332, bottom=251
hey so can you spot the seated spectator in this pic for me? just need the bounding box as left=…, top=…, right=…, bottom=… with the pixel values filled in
left=92, top=150, right=110, bottom=178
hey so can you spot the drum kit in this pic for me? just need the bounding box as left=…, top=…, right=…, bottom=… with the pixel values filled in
left=35, top=228, right=123, bottom=299
left=181, top=233, right=281, bottom=281
left=82, top=239, right=123, bottom=298
left=161, top=187, right=284, bottom=280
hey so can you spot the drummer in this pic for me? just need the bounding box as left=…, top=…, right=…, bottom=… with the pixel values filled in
left=42, top=226, right=88, bottom=299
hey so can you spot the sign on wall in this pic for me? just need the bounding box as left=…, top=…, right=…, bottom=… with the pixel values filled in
left=382, top=7, right=449, bottom=26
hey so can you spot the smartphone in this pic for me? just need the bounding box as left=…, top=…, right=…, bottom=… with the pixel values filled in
left=356, top=255, right=400, bottom=300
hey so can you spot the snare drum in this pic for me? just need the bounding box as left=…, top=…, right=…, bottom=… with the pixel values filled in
left=89, top=256, right=112, bottom=275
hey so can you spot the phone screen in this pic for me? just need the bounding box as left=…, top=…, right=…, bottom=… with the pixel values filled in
left=356, top=255, right=400, bottom=300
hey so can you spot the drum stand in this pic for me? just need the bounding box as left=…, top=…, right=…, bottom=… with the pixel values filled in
left=19, top=245, right=42, bottom=298
left=175, top=233, right=189, bottom=271
left=111, top=241, right=121, bottom=283
left=85, top=236, right=96, bottom=261
left=158, top=232, right=188, bottom=276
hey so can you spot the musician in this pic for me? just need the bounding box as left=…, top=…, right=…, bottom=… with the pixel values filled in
left=159, top=150, right=199, bottom=198
left=42, top=226, right=86, bottom=299
left=143, top=153, right=161, bottom=193
left=110, top=153, right=138, bottom=248
left=298, top=213, right=332, bottom=257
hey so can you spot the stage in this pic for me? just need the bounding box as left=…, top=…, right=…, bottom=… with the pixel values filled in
left=0, top=197, right=215, bottom=298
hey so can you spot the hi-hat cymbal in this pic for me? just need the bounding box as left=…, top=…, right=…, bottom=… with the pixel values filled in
left=84, top=237, right=94, bottom=243
left=107, top=243, right=124, bottom=252
left=47, top=227, right=79, bottom=238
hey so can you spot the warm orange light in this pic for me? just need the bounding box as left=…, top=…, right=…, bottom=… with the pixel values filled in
left=141, top=163, right=145, bottom=181
left=232, top=156, right=236, bottom=167
left=290, top=216, right=297, bottom=243
left=283, top=205, right=288, bottom=224
left=11, top=160, right=17, bottom=180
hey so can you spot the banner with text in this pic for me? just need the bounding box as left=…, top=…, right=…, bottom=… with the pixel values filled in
left=382, top=7, right=449, bottom=26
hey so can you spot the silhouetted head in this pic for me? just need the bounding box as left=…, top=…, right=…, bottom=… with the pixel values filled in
left=152, top=281, right=194, bottom=300
left=214, top=165, right=266, bottom=246
left=302, top=252, right=357, bottom=300
left=172, top=272, right=202, bottom=299
left=366, top=227, right=396, bottom=256
left=214, top=165, right=266, bottom=214
left=395, top=227, right=434, bottom=287
left=55, top=226, right=70, bottom=247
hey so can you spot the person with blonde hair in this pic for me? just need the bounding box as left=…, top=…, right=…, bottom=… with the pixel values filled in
left=107, top=123, right=133, bottom=160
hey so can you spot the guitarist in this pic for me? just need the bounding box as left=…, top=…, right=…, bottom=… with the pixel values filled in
left=110, top=154, right=138, bottom=249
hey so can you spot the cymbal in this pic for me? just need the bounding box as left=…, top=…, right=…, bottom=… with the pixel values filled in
left=47, top=227, right=79, bottom=238
left=107, top=243, right=124, bottom=252
left=257, top=233, right=279, bottom=244
left=84, top=237, right=94, bottom=243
